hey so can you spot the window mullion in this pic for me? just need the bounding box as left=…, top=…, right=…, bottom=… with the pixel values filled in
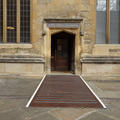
left=17, top=0, right=20, bottom=43
left=106, top=0, right=110, bottom=44
left=3, top=0, right=7, bottom=43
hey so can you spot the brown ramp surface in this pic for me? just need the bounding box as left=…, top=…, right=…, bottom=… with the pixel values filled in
left=30, top=75, right=104, bottom=108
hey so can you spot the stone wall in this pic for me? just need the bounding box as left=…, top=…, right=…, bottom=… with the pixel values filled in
left=0, top=0, right=96, bottom=76
left=0, top=0, right=96, bottom=56
left=81, top=56, right=120, bottom=76
left=0, top=63, right=44, bottom=76
left=0, top=0, right=120, bottom=76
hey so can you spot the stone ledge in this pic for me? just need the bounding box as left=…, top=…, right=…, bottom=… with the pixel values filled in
left=81, top=56, right=120, bottom=64
left=0, top=55, right=45, bottom=63
left=0, top=44, right=32, bottom=49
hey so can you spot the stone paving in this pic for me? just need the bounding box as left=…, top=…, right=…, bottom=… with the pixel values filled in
left=0, top=75, right=120, bottom=120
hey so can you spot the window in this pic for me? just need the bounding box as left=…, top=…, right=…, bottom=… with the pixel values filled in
left=110, top=0, right=120, bottom=43
left=96, top=0, right=120, bottom=44
left=0, top=0, right=30, bottom=43
left=96, top=0, right=106, bottom=44
left=7, top=0, right=17, bottom=43
left=0, top=0, right=3, bottom=43
left=20, top=0, right=30, bottom=43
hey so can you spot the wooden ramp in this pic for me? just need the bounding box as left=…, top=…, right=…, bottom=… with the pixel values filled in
left=27, top=75, right=106, bottom=108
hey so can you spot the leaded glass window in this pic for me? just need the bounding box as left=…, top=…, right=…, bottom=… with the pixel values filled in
left=7, top=0, right=17, bottom=43
left=96, top=0, right=106, bottom=44
left=110, top=0, right=120, bottom=44
left=0, top=0, right=3, bottom=43
left=20, top=0, right=30, bottom=43
left=96, top=0, right=120, bottom=44
left=0, top=0, right=31, bottom=43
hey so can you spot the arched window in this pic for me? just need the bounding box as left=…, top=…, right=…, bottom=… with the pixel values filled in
left=0, top=0, right=30, bottom=43
left=96, top=0, right=120, bottom=44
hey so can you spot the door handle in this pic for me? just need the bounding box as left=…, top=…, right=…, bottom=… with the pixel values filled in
left=55, top=49, right=57, bottom=61
left=51, top=56, right=54, bottom=59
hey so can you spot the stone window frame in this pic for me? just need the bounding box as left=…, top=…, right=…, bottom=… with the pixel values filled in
left=96, top=0, right=120, bottom=44
left=0, top=0, right=32, bottom=44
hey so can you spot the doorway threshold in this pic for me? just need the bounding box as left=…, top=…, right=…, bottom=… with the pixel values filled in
left=50, top=71, right=74, bottom=75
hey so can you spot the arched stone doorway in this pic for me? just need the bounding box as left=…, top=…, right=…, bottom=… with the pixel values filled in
left=44, top=19, right=82, bottom=75
left=51, top=31, right=75, bottom=73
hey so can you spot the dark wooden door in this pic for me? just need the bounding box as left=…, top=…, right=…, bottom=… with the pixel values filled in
left=51, top=39, right=69, bottom=71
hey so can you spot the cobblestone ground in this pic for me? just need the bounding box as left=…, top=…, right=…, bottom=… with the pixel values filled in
left=0, top=75, right=120, bottom=120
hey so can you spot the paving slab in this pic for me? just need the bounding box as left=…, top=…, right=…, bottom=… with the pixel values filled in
left=49, top=108, right=96, bottom=120
left=85, top=81, right=120, bottom=99
left=98, top=101, right=120, bottom=120
left=0, top=77, right=40, bottom=96
left=79, top=112, right=115, bottom=120
left=29, top=113, right=58, bottom=120
left=0, top=109, right=25, bottom=120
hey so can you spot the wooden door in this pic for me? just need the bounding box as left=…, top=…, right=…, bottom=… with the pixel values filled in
left=51, top=39, right=69, bottom=71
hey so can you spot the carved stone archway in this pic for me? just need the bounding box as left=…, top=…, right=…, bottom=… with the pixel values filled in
left=43, top=19, right=83, bottom=75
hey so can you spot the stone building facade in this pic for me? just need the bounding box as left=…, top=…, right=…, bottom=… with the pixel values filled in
left=0, top=0, right=120, bottom=77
